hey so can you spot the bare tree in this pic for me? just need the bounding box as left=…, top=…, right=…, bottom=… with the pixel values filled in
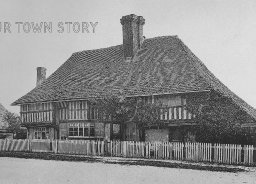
left=3, top=111, right=22, bottom=135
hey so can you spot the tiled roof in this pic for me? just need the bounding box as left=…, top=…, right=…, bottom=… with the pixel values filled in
left=12, top=36, right=256, bottom=121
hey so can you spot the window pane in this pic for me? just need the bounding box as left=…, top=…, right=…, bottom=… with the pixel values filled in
left=90, top=125, right=95, bottom=136
left=113, top=124, right=120, bottom=134
left=38, top=132, right=42, bottom=139
left=73, top=128, right=78, bottom=136
left=69, top=128, right=74, bottom=136
left=42, top=132, right=46, bottom=139
left=84, top=127, right=89, bottom=136
left=91, top=107, right=94, bottom=119
left=79, top=128, right=83, bottom=136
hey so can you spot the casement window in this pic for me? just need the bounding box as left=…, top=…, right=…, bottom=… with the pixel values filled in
left=84, top=126, right=89, bottom=136
left=152, top=95, right=195, bottom=120
left=140, top=96, right=153, bottom=104
left=20, top=103, right=53, bottom=123
left=68, top=123, right=95, bottom=138
left=69, top=101, right=89, bottom=120
left=34, top=127, right=49, bottom=139
left=58, top=101, right=99, bottom=121
left=89, top=125, right=95, bottom=136
left=68, top=127, right=78, bottom=136
left=113, top=124, right=120, bottom=135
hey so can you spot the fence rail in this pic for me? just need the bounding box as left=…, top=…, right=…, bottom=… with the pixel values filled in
left=0, top=139, right=255, bottom=166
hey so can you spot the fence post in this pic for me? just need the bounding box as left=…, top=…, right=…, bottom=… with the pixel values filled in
left=55, top=139, right=58, bottom=154
left=244, top=145, right=248, bottom=165
left=28, top=139, right=31, bottom=152
left=103, top=140, right=107, bottom=156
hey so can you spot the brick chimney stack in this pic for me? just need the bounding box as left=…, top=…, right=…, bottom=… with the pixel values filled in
left=120, top=14, right=145, bottom=58
left=36, top=67, right=46, bottom=86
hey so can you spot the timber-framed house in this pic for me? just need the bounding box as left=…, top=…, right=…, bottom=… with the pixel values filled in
left=12, top=14, right=256, bottom=142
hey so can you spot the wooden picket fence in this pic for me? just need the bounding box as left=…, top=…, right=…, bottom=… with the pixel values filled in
left=57, top=140, right=105, bottom=156
left=0, top=139, right=255, bottom=166
left=0, top=139, right=30, bottom=152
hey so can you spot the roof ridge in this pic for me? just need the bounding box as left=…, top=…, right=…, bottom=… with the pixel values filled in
left=144, top=35, right=179, bottom=40
left=73, top=35, right=179, bottom=55
left=73, top=44, right=122, bottom=55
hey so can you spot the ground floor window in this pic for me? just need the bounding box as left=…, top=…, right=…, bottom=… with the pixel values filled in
left=34, top=127, right=49, bottom=139
left=68, top=123, right=95, bottom=138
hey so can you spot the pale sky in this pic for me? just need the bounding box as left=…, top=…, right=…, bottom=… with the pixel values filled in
left=0, top=0, right=256, bottom=113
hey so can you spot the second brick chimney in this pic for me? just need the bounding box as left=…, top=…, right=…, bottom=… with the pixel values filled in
left=36, top=67, right=46, bottom=86
left=120, top=14, right=145, bottom=58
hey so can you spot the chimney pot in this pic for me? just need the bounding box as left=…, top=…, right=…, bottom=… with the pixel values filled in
left=36, top=67, right=46, bottom=86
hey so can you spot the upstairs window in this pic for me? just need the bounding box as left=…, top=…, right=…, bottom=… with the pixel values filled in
left=58, top=101, right=99, bottom=121
left=20, top=103, right=53, bottom=123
